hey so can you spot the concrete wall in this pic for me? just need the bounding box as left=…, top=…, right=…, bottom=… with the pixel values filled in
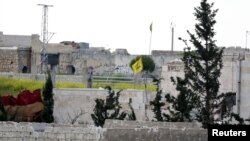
left=53, top=89, right=149, bottom=124
left=0, top=121, right=207, bottom=141
left=238, top=54, right=250, bottom=119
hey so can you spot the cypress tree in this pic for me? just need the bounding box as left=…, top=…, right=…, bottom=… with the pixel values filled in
left=151, top=0, right=243, bottom=126
left=167, top=0, right=228, bottom=128
left=186, top=0, right=222, bottom=127
left=42, top=71, right=54, bottom=123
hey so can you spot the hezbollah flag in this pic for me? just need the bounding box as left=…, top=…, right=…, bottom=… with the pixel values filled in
left=132, top=57, right=143, bottom=74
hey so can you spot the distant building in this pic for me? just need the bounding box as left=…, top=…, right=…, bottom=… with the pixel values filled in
left=79, top=42, right=89, bottom=49
left=0, top=32, right=32, bottom=73
left=114, top=49, right=129, bottom=55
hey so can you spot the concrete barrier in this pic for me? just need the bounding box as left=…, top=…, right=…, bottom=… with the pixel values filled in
left=0, top=121, right=207, bottom=141
left=104, top=119, right=202, bottom=129
left=0, top=122, right=104, bottom=141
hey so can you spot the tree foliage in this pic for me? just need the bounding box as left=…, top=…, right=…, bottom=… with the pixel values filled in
left=91, top=86, right=135, bottom=127
left=42, top=71, right=54, bottom=123
left=150, top=75, right=196, bottom=122
left=151, top=0, right=243, bottom=128
left=0, top=98, right=7, bottom=121
left=128, top=98, right=137, bottom=121
left=130, top=55, right=155, bottom=73
left=150, top=76, right=164, bottom=121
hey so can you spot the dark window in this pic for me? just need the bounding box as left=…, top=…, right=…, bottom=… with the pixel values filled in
left=22, top=66, right=28, bottom=73
left=67, top=65, right=75, bottom=74
left=47, top=54, right=59, bottom=65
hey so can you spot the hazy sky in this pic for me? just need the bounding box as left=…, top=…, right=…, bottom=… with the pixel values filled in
left=1, top=0, right=250, bottom=54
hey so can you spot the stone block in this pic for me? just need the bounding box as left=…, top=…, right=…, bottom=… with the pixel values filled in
left=65, top=133, right=75, bottom=139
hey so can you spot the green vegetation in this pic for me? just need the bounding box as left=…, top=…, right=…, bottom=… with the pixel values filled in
left=56, top=82, right=84, bottom=88
left=130, top=55, right=155, bottom=73
left=42, top=72, right=54, bottom=123
left=91, top=86, right=136, bottom=127
left=150, top=0, right=243, bottom=127
left=0, top=77, right=44, bottom=96
left=150, top=76, right=165, bottom=122
left=173, top=0, right=235, bottom=128
left=0, top=76, right=156, bottom=96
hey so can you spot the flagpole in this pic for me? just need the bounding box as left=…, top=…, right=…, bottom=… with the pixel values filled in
left=145, top=22, right=153, bottom=121
left=149, top=22, right=153, bottom=55
left=149, top=31, right=152, bottom=55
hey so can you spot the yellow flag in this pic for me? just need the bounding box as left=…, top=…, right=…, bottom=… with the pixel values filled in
left=132, top=58, right=143, bottom=74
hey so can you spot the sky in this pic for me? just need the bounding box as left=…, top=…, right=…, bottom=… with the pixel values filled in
left=1, top=0, right=250, bottom=55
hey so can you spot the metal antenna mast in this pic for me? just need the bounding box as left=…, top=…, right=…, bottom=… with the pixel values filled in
left=38, top=4, right=53, bottom=73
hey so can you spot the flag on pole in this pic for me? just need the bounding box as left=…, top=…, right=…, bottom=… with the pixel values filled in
left=149, top=22, right=153, bottom=32
left=132, top=58, right=143, bottom=74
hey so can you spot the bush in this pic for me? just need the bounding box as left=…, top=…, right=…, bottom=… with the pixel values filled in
left=91, top=86, right=136, bottom=127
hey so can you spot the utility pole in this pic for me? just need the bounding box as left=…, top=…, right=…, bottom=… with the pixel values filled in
left=170, top=22, right=175, bottom=52
left=38, top=4, right=53, bottom=73
left=246, top=31, right=249, bottom=51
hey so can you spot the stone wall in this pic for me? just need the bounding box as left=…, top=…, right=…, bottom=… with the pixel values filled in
left=0, top=47, right=32, bottom=73
left=1, top=30, right=183, bottom=75
left=0, top=47, right=19, bottom=73
left=103, top=119, right=202, bottom=128
left=0, top=122, right=104, bottom=141
left=0, top=121, right=207, bottom=141
left=57, top=50, right=137, bottom=76
left=49, top=49, right=183, bottom=77
left=0, top=31, right=32, bottom=73
left=18, top=48, right=32, bottom=73
left=28, top=42, right=184, bottom=76
left=104, top=128, right=206, bottom=141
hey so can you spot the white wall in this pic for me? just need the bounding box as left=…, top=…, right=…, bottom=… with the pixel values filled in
left=53, top=88, right=151, bottom=124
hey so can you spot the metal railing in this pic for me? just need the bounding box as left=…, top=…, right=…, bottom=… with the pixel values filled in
left=93, top=75, right=153, bottom=84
